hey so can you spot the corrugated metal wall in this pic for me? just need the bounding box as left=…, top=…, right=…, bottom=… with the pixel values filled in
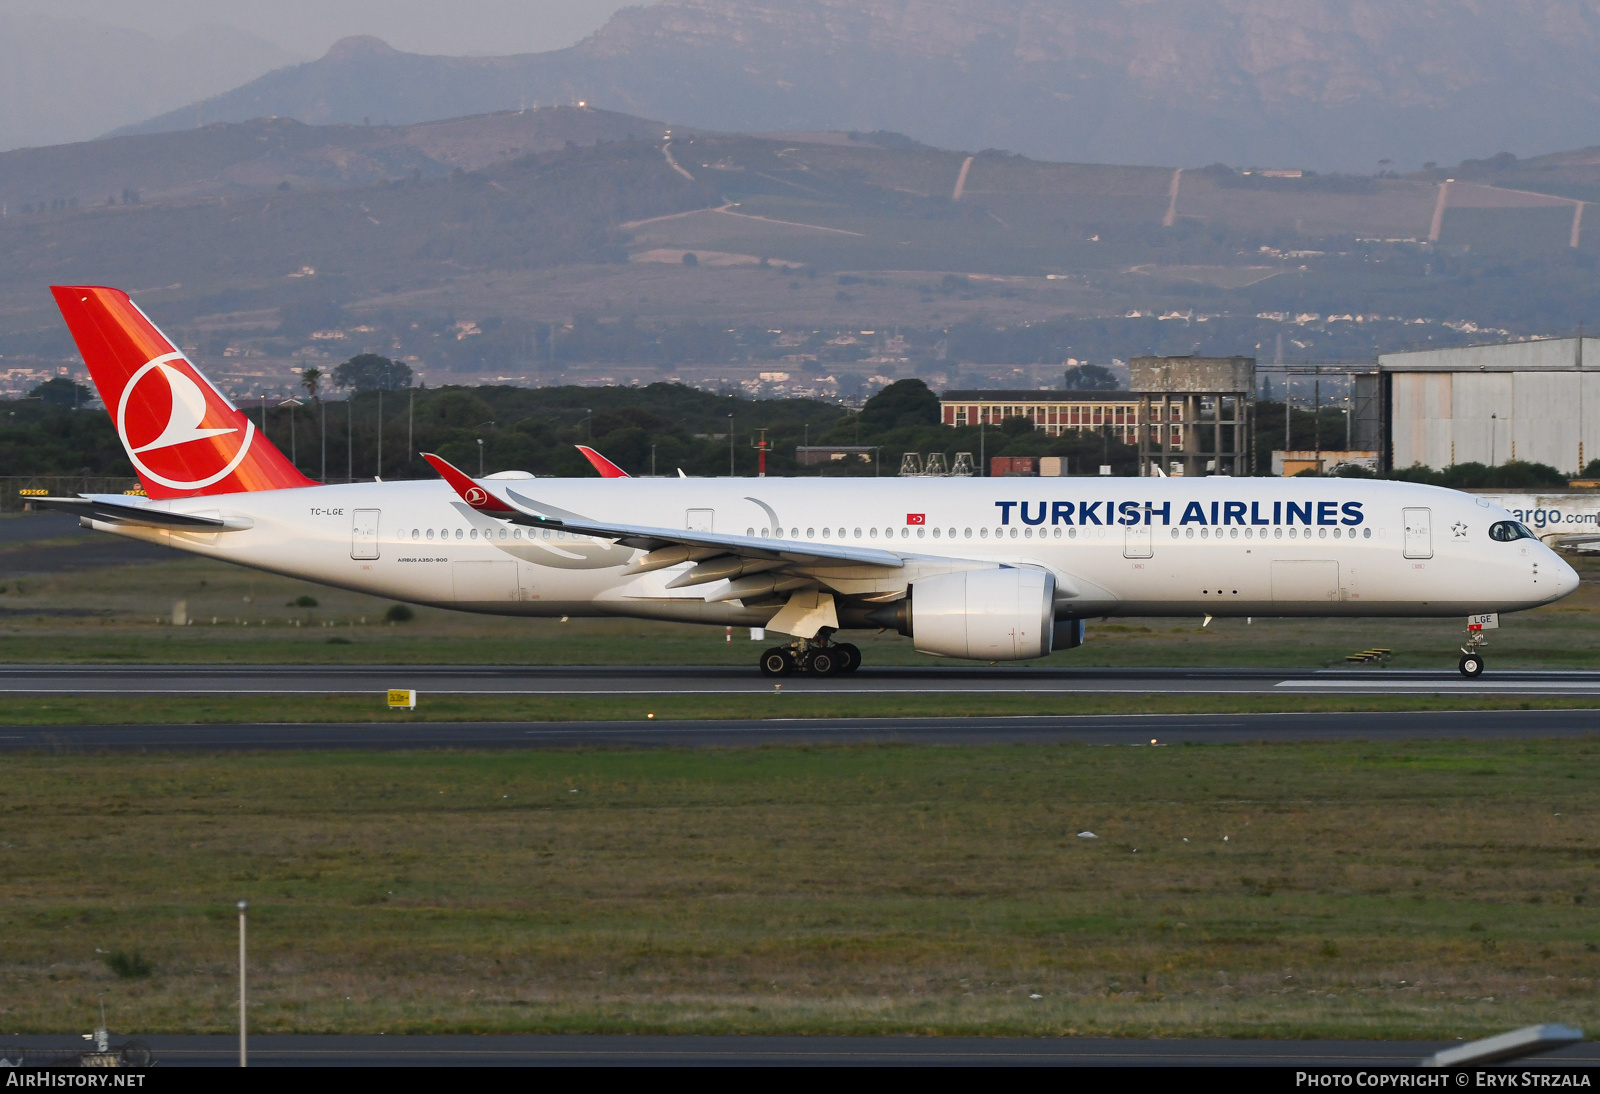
left=1391, top=372, right=1453, bottom=469
left=1383, top=338, right=1600, bottom=472
left=1390, top=370, right=1600, bottom=471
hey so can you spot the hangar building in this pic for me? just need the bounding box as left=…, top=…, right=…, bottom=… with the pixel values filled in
left=1380, top=338, right=1600, bottom=473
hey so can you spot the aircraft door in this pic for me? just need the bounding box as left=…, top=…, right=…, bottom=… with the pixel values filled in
left=686, top=509, right=714, bottom=532
left=1271, top=560, right=1341, bottom=603
left=1123, top=523, right=1153, bottom=559
left=1403, top=507, right=1433, bottom=559
left=351, top=509, right=380, bottom=560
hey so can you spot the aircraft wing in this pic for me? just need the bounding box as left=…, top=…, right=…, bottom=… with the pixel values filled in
left=1547, top=532, right=1600, bottom=552
left=26, top=494, right=250, bottom=530
left=421, top=452, right=908, bottom=593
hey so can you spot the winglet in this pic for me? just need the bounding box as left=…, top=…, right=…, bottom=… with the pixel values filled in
left=575, top=445, right=629, bottom=478
left=421, top=452, right=516, bottom=513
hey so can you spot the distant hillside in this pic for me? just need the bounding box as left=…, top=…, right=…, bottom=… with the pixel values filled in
left=3, top=116, right=1598, bottom=406
left=0, top=12, right=296, bottom=152
left=113, top=1, right=1600, bottom=172
left=0, top=107, right=675, bottom=210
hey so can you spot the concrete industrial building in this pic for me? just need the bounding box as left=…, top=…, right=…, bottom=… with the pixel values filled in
left=1379, top=337, right=1600, bottom=473
left=1130, top=355, right=1253, bottom=478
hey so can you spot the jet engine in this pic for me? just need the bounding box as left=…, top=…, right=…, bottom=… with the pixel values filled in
left=869, top=567, right=1057, bottom=660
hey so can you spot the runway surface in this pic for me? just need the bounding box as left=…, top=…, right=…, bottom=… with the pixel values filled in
left=3, top=708, right=1599, bottom=751
left=9, top=663, right=1600, bottom=696
left=2, top=1032, right=1597, bottom=1067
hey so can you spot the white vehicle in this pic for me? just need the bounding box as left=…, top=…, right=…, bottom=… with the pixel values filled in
left=37, top=285, right=1579, bottom=679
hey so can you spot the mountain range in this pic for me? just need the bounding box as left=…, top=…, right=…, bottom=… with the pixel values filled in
left=0, top=12, right=297, bottom=152
left=112, top=0, right=1600, bottom=172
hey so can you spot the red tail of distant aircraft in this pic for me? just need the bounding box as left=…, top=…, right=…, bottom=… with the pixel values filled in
left=576, top=445, right=629, bottom=477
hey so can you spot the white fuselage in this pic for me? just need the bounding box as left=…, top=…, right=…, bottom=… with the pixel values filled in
left=90, top=476, right=1577, bottom=627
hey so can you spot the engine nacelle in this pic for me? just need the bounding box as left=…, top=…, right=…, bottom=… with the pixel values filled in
left=891, top=567, right=1057, bottom=660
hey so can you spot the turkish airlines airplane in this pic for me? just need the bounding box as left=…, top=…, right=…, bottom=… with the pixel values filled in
left=36, top=285, right=1579, bottom=678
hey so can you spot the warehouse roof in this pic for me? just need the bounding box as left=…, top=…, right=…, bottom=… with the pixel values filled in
left=1379, top=336, right=1600, bottom=372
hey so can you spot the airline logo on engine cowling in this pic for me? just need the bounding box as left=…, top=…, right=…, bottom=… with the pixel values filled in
left=116, top=352, right=256, bottom=491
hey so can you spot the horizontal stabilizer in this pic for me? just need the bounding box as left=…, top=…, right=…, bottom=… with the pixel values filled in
left=27, top=494, right=249, bottom=530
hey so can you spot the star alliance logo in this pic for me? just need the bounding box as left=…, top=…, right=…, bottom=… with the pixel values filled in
left=1452, top=522, right=1468, bottom=537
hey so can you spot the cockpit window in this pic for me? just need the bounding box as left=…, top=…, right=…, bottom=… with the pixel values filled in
left=1488, top=520, right=1536, bottom=542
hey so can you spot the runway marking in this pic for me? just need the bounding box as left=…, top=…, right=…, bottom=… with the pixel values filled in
left=1277, top=680, right=1600, bottom=692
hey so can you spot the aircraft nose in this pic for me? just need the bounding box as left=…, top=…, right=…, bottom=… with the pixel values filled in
left=1550, top=553, right=1581, bottom=599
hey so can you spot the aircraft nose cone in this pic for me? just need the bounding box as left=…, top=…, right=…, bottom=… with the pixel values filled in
left=1555, top=555, right=1581, bottom=598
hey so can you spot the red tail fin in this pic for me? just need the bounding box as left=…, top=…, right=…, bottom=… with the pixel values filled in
left=51, top=286, right=316, bottom=499
left=575, top=445, right=630, bottom=478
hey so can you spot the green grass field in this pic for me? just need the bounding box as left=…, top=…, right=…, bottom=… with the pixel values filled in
left=4, top=693, right=1600, bottom=727
left=5, top=523, right=1600, bottom=1041
left=3, top=741, right=1597, bottom=1038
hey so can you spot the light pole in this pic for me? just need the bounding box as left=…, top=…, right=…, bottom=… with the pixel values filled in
left=376, top=388, right=383, bottom=479
left=237, top=899, right=248, bottom=1068
left=280, top=398, right=303, bottom=468
left=477, top=438, right=485, bottom=477
left=728, top=413, right=735, bottom=476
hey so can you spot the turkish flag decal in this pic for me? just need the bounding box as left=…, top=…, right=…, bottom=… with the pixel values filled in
left=906, top=513, right=926, bottom=525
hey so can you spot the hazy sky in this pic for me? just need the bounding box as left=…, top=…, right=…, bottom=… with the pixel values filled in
left=15, top=0, right=640, bottom=57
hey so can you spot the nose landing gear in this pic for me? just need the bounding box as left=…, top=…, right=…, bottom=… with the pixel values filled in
left=757, top=637, right=861, bottom=677
left=1458, top=620, right=1488, bottom=678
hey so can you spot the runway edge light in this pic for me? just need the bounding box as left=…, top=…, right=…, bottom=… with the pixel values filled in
left=387, top=689, right=417, bottom=710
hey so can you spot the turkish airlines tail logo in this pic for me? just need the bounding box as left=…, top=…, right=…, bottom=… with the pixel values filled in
left=51, top=286, right=315, bottom=499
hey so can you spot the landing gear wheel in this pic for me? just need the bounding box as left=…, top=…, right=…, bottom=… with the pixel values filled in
left=759, top=647, right=795, bottom=676
left=834, top=643, right=861, bottom=674
left=809, top=648, right=841, bottom=676
left=1458, top=653, right=1485, bottom=678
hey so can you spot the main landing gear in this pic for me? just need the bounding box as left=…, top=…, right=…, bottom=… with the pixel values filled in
left=759, top=637, right=861, bottom=677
